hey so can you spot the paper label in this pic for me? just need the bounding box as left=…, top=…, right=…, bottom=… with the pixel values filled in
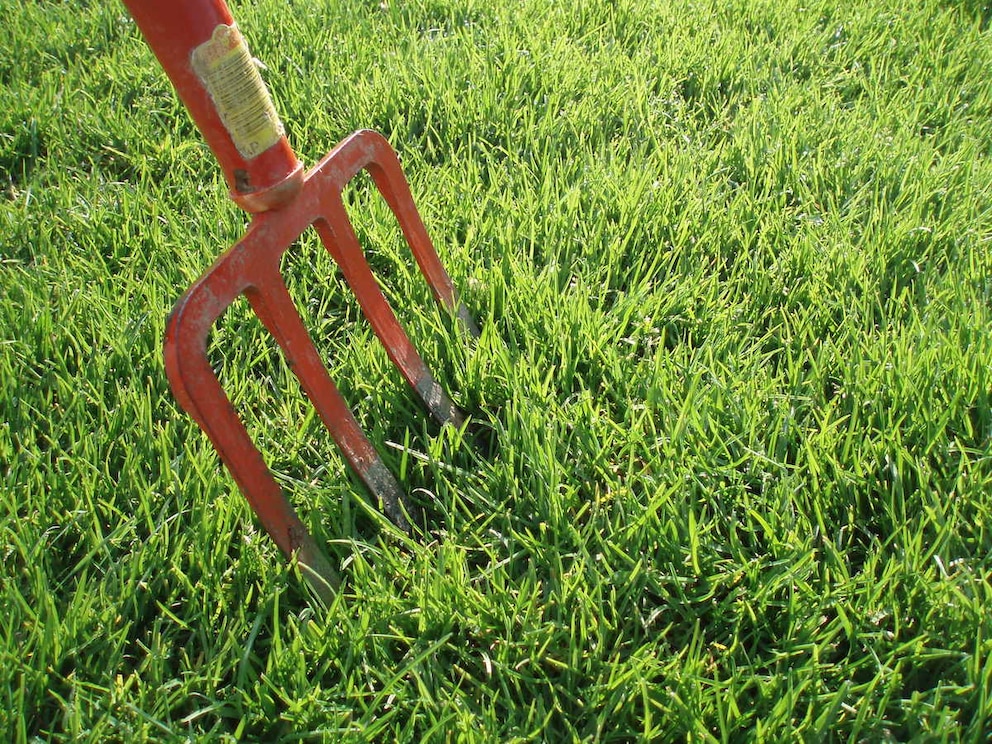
left=191, top=24, right=283, bottom=160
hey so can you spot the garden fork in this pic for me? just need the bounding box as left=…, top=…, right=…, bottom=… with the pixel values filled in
left=124, top=0, right=478, bottom=601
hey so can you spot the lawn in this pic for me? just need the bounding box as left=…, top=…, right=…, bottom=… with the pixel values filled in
left=2, top=0, right=991, bottom=740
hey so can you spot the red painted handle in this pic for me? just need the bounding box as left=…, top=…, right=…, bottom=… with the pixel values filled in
left=123, top=0, right=303, bottom=212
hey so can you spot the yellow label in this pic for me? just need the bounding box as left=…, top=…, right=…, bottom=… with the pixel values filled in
left=191, top=24, right=283, bottom=160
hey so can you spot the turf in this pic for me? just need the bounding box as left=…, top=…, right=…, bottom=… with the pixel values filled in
left=2, top=0, right=991, bottom=740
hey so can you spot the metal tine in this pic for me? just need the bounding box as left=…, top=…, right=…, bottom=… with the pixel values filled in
left=245, top=261, right=419, bottom=534
left=313, top=215, right=466, bottom=430
left=357, top=133, right=481, bottom=339
left=309, top=131, right=480, bottom=429
left=164, top=264, right=341, bottom=603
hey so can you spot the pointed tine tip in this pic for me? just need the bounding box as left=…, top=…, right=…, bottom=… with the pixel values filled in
left=362, top=457, right=419, bottom=535
left=413, top=374, right=467, bottom=429
left=456, top=302, right=481, bottom=339
left=299, top=560, right=339, bottom=607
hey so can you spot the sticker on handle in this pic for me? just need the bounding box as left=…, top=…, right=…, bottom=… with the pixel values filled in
left=191, top=24, right=284, bottom=160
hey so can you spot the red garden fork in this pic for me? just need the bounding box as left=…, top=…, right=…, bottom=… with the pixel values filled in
left=124, top=0, right=478, bottom=601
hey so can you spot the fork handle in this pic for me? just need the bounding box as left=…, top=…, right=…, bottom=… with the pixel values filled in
left=123, top=0, right=303, bottom=212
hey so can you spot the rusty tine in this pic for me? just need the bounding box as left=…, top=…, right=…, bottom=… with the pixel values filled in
left=125, top=0, right=478, bottom=601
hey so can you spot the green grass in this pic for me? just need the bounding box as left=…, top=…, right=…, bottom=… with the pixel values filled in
left=2, top=0, right=991, bottom=739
